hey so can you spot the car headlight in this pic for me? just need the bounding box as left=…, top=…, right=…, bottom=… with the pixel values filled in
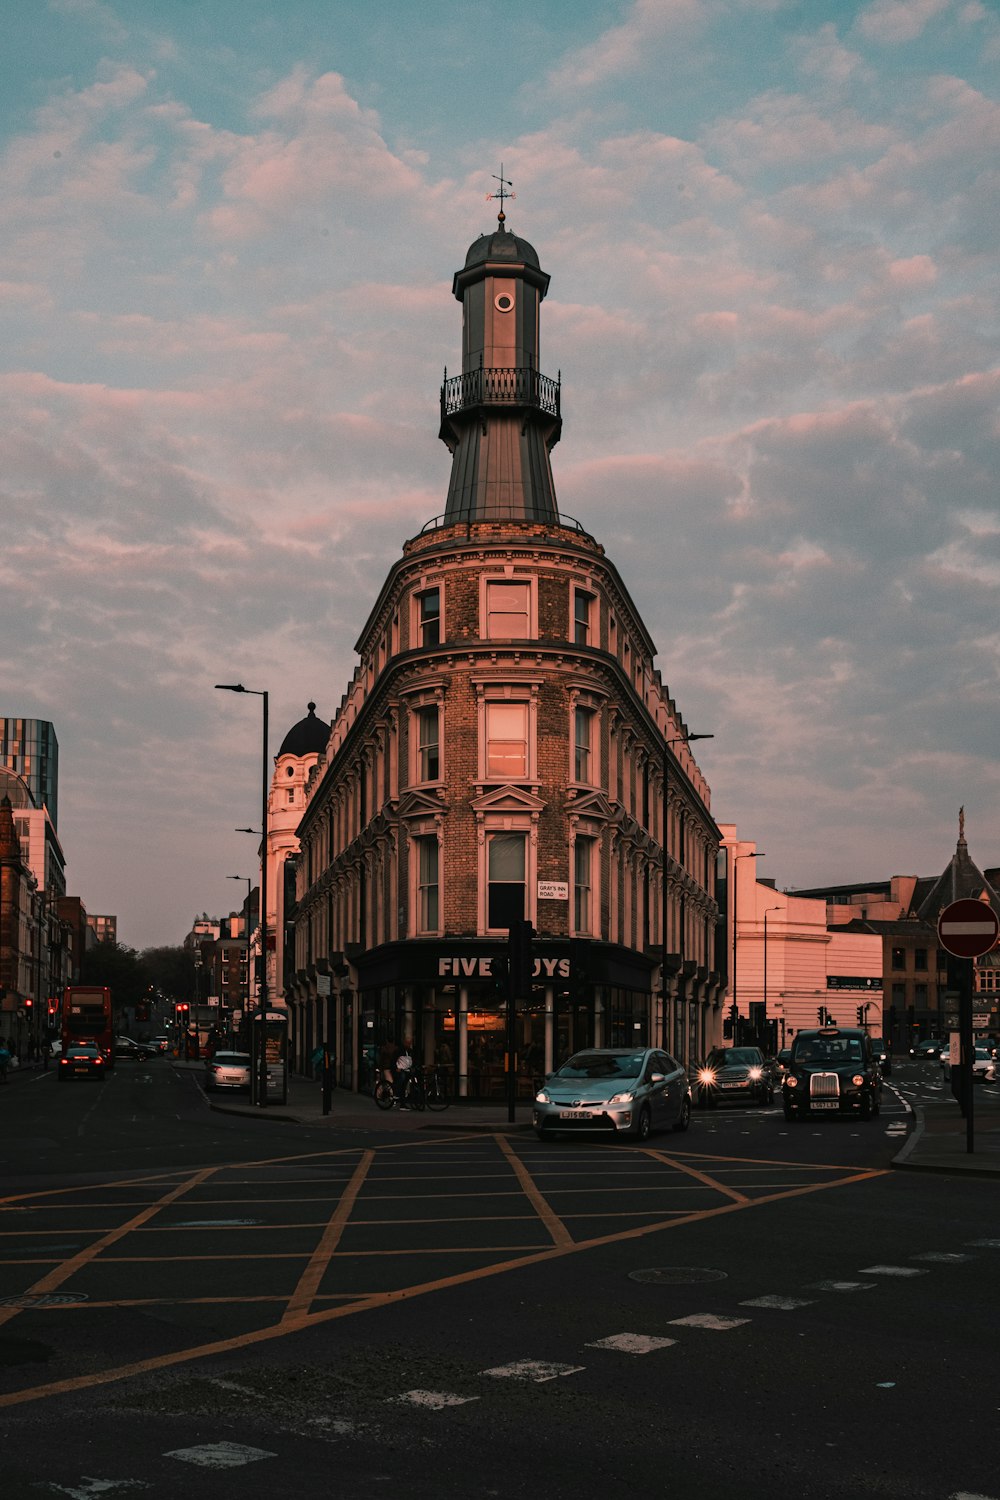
left=609, top=1091, right=634, bottom=1104
left=748, top=1067, right=762, bottom=1081
left=535, top=1090, right=550, bottom=1104
left=698, top=1069, right=716, bottom=1085
left=851, top=1074, right=864, bottom=1086
left=785, top=1074, right=799, bottom=1088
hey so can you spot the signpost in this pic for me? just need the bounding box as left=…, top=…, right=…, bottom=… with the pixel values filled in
left=937, top=899, right=1000, bottom=1154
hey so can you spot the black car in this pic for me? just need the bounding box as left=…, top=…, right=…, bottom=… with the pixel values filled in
left=869, top=1037, right=892, bottom=1076
left=114, top=1035, right=158, bottom=1061
left=696, top=1046, right=774, bottom=1108
left=782, top=1026, right=882, bottom=1121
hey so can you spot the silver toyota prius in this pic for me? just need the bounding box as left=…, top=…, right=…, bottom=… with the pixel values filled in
left=533, top=1047, right=692, bottom=1141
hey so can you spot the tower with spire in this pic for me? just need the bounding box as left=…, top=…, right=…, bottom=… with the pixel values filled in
left=440, top=210, right=561, bottom=524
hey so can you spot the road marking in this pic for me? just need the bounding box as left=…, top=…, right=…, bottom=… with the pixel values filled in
left=805, top=1281, right=876, bottom=1293
left=0, top=1152, right=886, bottom=1411
left=586, top=1333, right=677, bottom=1353
left=740, top=1295, right=814, bottom=1310
left=966, top=1239, right=1000, bottom=1248
left=494, top=1133, right=572, bottom=1246
left=37, top=1481, right=148, bottom=1498
left=860, top=1265, right=928, bottom=1277
left=642, top=1149, right=750, bottom=1204
left=0, top=1166, right=219, bottom=1332
left=164, top=1443, right=275, bottom=1468
left=281, top=1149, right=374, bottom=1322
left=481, top=1359, right=585, bottom=1382
left=911, top=1252, right=974, bottom=1263
left=668, top=1314, right=750, bottom=1331
left=396, top=1389, right=479, bottom=1409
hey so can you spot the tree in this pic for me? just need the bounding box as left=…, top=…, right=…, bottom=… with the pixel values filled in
left=80, top=941, right=148, bottom=1010
left=141, top=945, right=197, bottom=1003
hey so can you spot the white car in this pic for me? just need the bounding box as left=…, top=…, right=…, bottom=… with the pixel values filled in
left=941, top=1045, right=996, bottom=1082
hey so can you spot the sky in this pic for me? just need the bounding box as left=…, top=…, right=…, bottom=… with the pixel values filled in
left=2, top=0, right=999, bottom=950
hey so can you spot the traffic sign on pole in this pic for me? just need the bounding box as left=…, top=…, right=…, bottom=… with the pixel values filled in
left=937, top=899, right=1000, bottom=959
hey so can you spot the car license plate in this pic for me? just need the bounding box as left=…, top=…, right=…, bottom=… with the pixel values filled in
left=74, top=1067, right=89, bottom=1075
left=721, top=1082, right=742, bottom=1089
left=812, top=1100, right=838, bottom=1110
left=559, top=1109, right=594, bottom=1119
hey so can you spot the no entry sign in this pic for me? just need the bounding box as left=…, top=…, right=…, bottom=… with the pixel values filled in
left=937, top=898, right=1000, bottom=959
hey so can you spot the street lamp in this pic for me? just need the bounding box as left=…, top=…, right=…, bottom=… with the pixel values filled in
left=661, top=732, right=713, bottom=1058
left=216, top=682, right=270, bottom=1108
left=227, top=875, right=252, bottom=1039
left=730, top=850, right=765, bottom=1045
left=763, top=905, right=782, bottom=1049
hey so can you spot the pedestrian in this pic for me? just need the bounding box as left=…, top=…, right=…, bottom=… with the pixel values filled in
left=0, top=1037, right=9, bottom=1083
left=41, top=1035, right=51, bottom=1071
left=394, top=1037, right=414, bottom=1107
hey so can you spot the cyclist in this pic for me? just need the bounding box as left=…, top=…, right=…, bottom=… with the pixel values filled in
left=394, top=1038, right=415, bottom=1107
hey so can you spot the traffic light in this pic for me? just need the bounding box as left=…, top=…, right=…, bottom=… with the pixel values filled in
left=722, top=1016, right=733, bottom=1040
left=24, top=998, right=33, bottom=1015
left=817, top=1006, right=825, bottom=1024
left=508, top=920, right=536, bottom=997
left=175, top=1002, right=190, bottom=1027
left=856, top=1005, right=865, bottom=1025
left=488, top=955, right=509, bottom=996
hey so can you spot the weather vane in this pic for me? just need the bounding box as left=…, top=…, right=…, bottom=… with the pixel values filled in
left=486, top=163, right=515, bottom=224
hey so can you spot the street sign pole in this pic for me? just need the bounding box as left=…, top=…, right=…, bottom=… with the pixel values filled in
left=937, top=899, right=1000, bottom=1156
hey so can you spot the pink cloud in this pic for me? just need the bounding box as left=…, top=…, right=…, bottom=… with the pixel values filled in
left=857, top=0, right=951, bottom=45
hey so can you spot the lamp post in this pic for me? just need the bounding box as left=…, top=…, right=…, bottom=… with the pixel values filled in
left=730, top=850, right=765, bottom=1046
left=216, top=683, right=269, bottom=1107
left=763, top=905, right=782, bottom=1051
left=227, top=875, right=252, bottom=1042
left=661, top=732, right=713, bottom=1058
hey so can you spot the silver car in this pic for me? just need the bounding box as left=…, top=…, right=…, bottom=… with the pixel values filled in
left=533, top=1048, right=692, bottom=1141
left=205, top=1050, right=252, bottom=1091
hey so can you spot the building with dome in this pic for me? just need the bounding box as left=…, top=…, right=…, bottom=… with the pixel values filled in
left=285, top=215, right=721, bottom=1096
left=267, top=703, right=330, bottom=1007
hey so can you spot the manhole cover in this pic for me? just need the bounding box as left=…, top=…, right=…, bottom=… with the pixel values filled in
left=629, top=1267, right=728, bottom=1286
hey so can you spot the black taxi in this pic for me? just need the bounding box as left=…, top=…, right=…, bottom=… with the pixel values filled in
left=782, top=1026, right=882, bottom=1121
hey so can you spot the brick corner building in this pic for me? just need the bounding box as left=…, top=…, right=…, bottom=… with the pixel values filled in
left=286, top=214, right=721, bottom=1097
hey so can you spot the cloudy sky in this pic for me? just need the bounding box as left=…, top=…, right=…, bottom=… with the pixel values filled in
left=3, top=0, right=999, bottom=949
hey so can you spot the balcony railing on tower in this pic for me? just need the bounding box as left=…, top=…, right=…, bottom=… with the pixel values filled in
left=440, top=364, right=561, bottom=423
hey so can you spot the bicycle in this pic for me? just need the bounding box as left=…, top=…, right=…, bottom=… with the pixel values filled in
left=421, top=1066, right=451, bottom=1111
left=373, top=1069, right=425, bottom=1112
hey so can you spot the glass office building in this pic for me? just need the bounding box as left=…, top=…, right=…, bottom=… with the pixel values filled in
left=0, top=718, right=59, bottom=830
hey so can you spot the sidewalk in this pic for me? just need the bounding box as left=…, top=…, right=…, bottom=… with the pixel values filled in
left=180, top=1062, right=1000, bottom=1171
left=175, top=1060, right=531, bottom=1133
left=891, top=1096, right=1000, bottom=1178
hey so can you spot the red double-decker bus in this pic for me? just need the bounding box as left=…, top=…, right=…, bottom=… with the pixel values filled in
left=62, top=986, right=114, bottom=1067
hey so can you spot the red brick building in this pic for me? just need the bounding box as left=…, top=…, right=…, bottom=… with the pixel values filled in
left=288, top=217, right=721, bottom=1096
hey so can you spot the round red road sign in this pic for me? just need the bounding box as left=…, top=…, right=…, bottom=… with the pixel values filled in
left=937, top=898, right=1000, bottom=959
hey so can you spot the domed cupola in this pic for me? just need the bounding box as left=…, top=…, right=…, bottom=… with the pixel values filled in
left=277, top=703, right=330, bottom=759
left=439, top=182, right=561, bottom=526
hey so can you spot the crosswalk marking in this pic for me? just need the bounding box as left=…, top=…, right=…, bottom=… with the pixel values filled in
left=396, top=1389, right=479, bottom=1408
left=740, top=1294, right=814, bottom=1310
left=586, top=1333, right=677, bottom=1354
left=165, top=1442, right=275, bottom=1468
left=860, top=1265, right=927, bottom=1277
left=481, top=1359, right=585, bottom=1382
left=669, top=1313, right=750, bottom=1330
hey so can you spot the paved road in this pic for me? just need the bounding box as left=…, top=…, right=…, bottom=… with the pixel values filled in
left=1, top=1057, right=996, bottom=1499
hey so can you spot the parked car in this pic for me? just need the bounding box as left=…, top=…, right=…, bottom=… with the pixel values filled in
left=783, top=1026, right=882, bottom=1120
left=696, top=1046, right=774, bottom=1108
left=205, top=1051, right=252, bottom=1091
left=57, top=1044, right=106, bottom=1082
left=533, top=1048, right=691, bottom=1140
left=941, top=1045, right=996, bottom=1082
